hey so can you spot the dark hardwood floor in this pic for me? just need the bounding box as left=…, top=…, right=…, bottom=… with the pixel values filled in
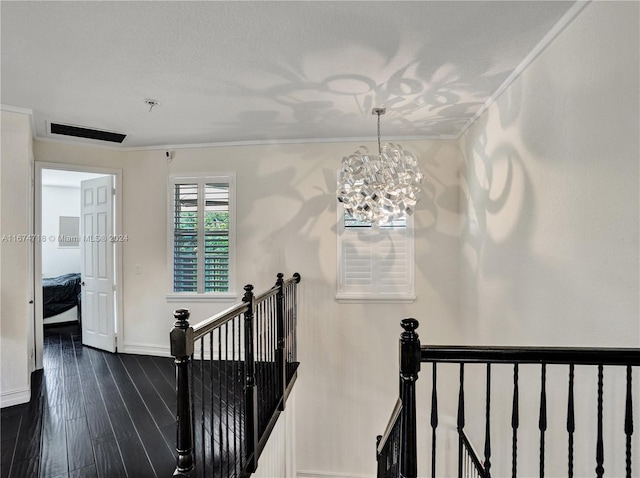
left=1, top=323, right=177, bottom=478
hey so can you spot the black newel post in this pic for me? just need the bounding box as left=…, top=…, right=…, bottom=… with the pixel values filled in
left=400, top=318, right=421, bottom=478
left=243, top=284, right=259, bottom=473
left=170, top=309, right=194, bottom=477
left=276, top=272, right=286, bottom=411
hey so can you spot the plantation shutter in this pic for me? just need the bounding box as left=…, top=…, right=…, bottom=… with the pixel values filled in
left=171, top=177, right=233, bottom=296
left=204, top=184, right=229, bottom=292
left=377, top=226, right=411, bottom=294
left=174, top=183, right=198, bottom=293
left=337, top=214, right=415, bottom=302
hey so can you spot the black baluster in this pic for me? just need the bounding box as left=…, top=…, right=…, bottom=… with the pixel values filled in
left=431, top=363, right=438, bottom=478
left=200, top=336, right=205, bottom=475
left=232, top=317, right=237, bottom=471
left=567, top=364, right=575, bottom=478
left=457, top=363, right=465, bottom=478
left=218, top=328, right=223, bottom=478
left=209, top=331, right=215, bottom=473
left=171, top=309, right=194, bottom=477
left=225, top=321, right=230, bottom=474
left=293, top=273, right=300, bottom=364
left=625, top=365, right=633, bottom=478
left=243, top=285, right=258, bottom=473
left=596, top=364, right=604, bottom=478
left=190, top=343, right=195, bottom=477
left=484, top=363, right=492, bottom=478
left=376, top=435, right=381, bottom=473
left=276, top=273, right=286, bottom=411
left=539, top=363, right=547, bottom=478
left=399, top=318, right=421, bottom=478
left=512, top=363, right=519, bottom=478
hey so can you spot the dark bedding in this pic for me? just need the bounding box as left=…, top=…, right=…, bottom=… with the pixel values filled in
left=43, top=273, right=81, bottom=319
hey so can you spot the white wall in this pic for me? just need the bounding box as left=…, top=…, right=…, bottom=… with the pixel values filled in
left=41, top=185, right=81, bottom=278
left=459, top=2, right=639, bottom=477
left=2, top=2, right=636, bottom=476
left=33, top=137, right=462, bottom=476
left=0, top=109, right=33, bottom=407
left=253, top=388, right=297, bottom=478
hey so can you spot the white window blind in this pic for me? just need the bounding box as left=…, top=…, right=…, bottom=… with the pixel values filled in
left=169, top=174, right=236, bottom=300
left=337, top=213, right=415, bottom=302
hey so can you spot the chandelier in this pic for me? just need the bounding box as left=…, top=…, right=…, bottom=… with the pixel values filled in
left=337, top=108, right=424, bottom=224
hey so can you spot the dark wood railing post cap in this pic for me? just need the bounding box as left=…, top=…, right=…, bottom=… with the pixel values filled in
left=170, top=309, right=194, bottom=358
left=243, top=284, right=254, bottom=302
left=173, top=308, right=190, bottom=326
left=400, top=318, right=421, bottom=378
left=293, top=272, right=301, bottom=283
left=401, top=318, right=419, bottom=336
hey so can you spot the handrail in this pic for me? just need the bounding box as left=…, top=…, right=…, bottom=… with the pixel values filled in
left=191, top=301, right=249, bottom=340
left=377, top=397, right=403, bottom=456
left=190, top=274, right=300, bottom=340
left=421, top=345, right=640, bottom=366
left=254, top=285, right=278, bottom=303
left=253, top=273, right=301, bottom=304
left=283, top=272, right=302, bottom=287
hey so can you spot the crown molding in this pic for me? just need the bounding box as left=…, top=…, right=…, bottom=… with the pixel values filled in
left=34, top=132, right=458, bottom=152
left=457, top=0, right=591, bottom=139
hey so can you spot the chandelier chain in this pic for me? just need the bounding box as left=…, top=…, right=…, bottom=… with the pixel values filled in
left=377, top=111, right=382, bottom=154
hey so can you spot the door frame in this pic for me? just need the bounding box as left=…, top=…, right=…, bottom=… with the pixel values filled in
left=33, top=161, right=123, bottom=369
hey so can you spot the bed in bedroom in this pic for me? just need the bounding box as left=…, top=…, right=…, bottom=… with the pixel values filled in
left=43, top=272, right=82, bottom=325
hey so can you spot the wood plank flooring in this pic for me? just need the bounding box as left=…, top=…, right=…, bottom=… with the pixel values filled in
left=1, top=324, right=177, bottom=478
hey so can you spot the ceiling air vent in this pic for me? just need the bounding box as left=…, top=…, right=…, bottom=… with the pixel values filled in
left=50, top=122, right=126, bottom=143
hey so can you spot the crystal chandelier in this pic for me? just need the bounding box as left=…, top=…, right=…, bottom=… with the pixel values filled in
left=337, top=108, right=424, bottom=224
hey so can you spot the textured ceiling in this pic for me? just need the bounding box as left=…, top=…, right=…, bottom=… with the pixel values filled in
left=1, top=1, right=584, bottom=148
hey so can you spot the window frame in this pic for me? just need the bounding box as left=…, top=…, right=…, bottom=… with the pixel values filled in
left=336, top=206, right=416, bottom=303
left=167, top=173, right=237, bottom=302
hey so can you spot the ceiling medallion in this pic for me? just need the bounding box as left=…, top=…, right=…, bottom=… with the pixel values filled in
left=337, top=108, right=424, bottom=224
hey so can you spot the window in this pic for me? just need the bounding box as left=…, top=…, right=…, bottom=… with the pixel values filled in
left=336, top=210, right=415, bottom=302
left=168, top=174, right=236, bottom=300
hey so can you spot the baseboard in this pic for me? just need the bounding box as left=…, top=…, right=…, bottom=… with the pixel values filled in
left=121, top=342, right=171, bottom=357
left=298, top=471, right=372, bottom=478
left=1, top=386, right=31, bottom=408
left=120, top=342, right=246, bottom=361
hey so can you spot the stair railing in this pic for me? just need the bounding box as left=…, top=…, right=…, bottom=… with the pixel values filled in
left=376, top=398, right=403, bottom=478
left=171, top=272, right=301, bottom=478
left=377, top=319, right=640, bottom=478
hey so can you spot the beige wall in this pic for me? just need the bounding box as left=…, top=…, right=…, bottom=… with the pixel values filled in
left=459, top=2, right=639, bottom=476
left=33, top=137, right=462, bottom=476
left=1, top=1, right=638, bottom=476
left=0, top=110, right=33, bottom=407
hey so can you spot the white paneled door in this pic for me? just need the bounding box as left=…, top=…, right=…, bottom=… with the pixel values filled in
left=81, top=176, right=116, bottom=352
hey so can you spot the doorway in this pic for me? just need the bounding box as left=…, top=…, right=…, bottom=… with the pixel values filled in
left=34, top=162, right=123, bottom=370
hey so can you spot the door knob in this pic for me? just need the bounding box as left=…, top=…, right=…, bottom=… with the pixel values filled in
left=81, top=281, right=85, bottom=286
